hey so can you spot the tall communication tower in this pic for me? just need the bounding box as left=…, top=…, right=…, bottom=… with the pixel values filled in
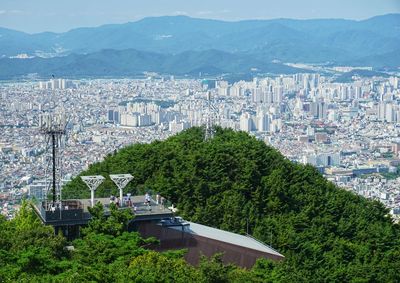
left=39, top=112, right=67, bottom=205
left=204, top=91, right=216, bottom=141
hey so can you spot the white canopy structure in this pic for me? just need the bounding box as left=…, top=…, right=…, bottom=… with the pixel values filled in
left=81, top=175, right=105, bottom=207
left=110, top=174, right=134, bottom=206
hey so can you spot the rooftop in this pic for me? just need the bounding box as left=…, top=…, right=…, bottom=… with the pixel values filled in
left=170, top=220, right=283, bottom=257
left=80, top=196, right=173, bottom=216
left=34, top=195, right=174, bottom=225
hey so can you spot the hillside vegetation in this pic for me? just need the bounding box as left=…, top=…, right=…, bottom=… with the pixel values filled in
left=62, top=127, right=400, bottom=282
left=0, top=201, right=259, bottom=282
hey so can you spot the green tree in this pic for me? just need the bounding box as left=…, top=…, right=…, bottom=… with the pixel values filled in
left=83, top=202, right=133, bottom=236
left=30, top=127, right=400, bottom=281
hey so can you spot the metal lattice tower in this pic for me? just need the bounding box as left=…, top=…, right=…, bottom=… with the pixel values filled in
left=204, top=91, right=216, bottom=141
left=81, top=175, right=105, bottom=207
left=39, top=112, right=67, bottom=206
left=110, top=174, right=134, bottom=206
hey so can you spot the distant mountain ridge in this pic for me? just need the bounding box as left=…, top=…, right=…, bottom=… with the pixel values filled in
left=0, top=49, right=306, bottom=79
left=0, top=14, right=399, bottom=78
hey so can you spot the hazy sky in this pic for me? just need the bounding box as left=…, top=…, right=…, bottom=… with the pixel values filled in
left=0, top=0, right=399, bottom=33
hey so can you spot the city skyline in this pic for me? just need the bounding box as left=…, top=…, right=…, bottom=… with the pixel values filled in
left=1, top=0, right=400, bottom=281
left=2, top=71, right=400, bottom=220
left=0, top=0, right=399, bottom=33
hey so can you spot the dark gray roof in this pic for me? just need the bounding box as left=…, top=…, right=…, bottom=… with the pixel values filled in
left=170, top=221, right=284, bottom=257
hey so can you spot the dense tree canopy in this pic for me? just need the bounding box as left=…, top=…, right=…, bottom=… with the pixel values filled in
left=62, top=126, right=400, bottom=282
left=1, top=127, right=398, bottom=281
left=0, top=201, right=255, bottom=282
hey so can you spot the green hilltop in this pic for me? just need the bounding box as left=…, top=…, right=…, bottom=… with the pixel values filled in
left=61, top=126, right=400, bottom=282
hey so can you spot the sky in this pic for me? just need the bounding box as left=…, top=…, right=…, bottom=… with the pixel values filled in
left=0, top=0, right=399, bottom=33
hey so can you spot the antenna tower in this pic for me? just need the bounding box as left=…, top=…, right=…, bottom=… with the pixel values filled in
left=204, top=91, right=217, bottom=141
left=39, top=112, right=67, bottom=205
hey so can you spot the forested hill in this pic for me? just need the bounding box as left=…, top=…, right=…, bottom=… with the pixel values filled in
left=63, top=127, right=400, bottom=282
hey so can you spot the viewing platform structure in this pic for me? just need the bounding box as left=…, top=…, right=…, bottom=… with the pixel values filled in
left=33, top=195, right=174, bottom=238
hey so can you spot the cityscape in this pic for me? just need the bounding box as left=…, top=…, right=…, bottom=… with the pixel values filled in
left=1, top=69, right=400, bottom=220
left=1, top=0, right=400, bottom=281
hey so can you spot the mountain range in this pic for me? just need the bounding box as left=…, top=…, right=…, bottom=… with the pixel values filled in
left=0, top=49, right=306, bottom=79
left=0, top=14, right=399, bottom=79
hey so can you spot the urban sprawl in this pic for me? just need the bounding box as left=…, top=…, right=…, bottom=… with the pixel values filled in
left=1, top=70, right=400, bottom=221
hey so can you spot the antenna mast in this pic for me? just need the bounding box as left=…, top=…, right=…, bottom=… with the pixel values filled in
left=204, top=91, right=215, bottom=141
left=39, top=112, right=67, bottom=205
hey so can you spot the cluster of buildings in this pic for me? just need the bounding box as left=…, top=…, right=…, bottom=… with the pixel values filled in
left=1, top=71, right=400, bottom=220
left=38, top=78, right=75, bottom=90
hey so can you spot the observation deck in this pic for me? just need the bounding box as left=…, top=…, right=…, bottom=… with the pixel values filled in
left=34, top=195, right=174, bottom=227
